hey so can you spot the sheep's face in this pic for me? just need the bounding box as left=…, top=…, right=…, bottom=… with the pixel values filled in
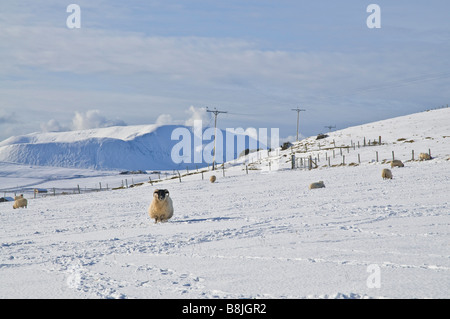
left=153, top=189, right=170, bottom=201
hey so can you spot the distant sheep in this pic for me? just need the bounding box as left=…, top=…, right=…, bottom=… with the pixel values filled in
left=210, top=175, right=216, bottom=183
left=390, top=160, right=404, bottom=168
left=13, top=194, right=27, bottom=209
left=309, top=181, right=325, bottom=189
left=148, top=189, right=173, bottom=223
left=419, top=153, right=431, bottom=161
left=381, top=168, right=393, bottom=180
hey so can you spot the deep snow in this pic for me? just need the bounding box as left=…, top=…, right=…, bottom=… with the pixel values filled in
left=0, top=109, right=449, bottom=299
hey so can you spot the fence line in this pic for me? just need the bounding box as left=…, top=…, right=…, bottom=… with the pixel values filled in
left=290, top=137, right=433, bottom=170
left=0, top=136, right=437, bottom=202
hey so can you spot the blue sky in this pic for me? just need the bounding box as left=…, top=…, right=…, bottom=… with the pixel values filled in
left=1, top=1, right=450, bottom=142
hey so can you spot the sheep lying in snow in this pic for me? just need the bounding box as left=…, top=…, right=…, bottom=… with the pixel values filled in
left=210, top=175, right=216, bottom=183
left=419, top=153, right=431, bottom=161
left=381, top=168, right=393, bottom=180
left=148, top=189, right=173, bottom=223
left=390, top=160, right=404, bottom=168
left=309, top=181, right=325, bottom=189
left=13, top=194, right=27, bottom=209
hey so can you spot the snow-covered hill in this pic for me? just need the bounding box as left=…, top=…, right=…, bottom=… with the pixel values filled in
left=0, top=124, right=263, bottom=171
left=0, top=108, right=449, bottom=299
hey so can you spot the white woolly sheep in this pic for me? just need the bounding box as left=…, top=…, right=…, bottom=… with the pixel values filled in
left=148, top=189, right=173, bottom=223
left=309, top=181, right=325, bottom=189
left=210, top=175, right=216, bottom=183
left=381, top=168, right=393, bottom=180
left=419, top=153, right=431, bottom=161
left=390, top=160, right=404, bottom=168
left=13, top=194, right=28, bottom=209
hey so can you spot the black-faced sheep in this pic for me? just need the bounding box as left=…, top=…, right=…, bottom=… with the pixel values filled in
left=390, top=160, right=404, bottom=168
left=210, top=175, right=216, bottom=183
left=419, top=153, right=431, bottom=161
left=381, top=168, right=393, bottom=179
left=13, top=194, right=27, bottom=209
left=309, top=181, right=325, bottom=189
left=148, top=189, right=173, bottom=223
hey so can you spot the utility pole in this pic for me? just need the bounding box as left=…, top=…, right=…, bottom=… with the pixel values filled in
left=206, top=107, right=227, bottom=170
left=325, top=125, right=336, bottom=132
left=291, top=108, right=306, bottom=142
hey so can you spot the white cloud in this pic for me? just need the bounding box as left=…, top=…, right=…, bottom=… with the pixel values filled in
left=184, top=106, right=209, bottom=127
left=71, top=110, right=126, bottom=131
left=40, top=119, right=68, bottom=132
left=40, top=110, right=127, bottom=133
left=155, top=113, right=174, bottom=126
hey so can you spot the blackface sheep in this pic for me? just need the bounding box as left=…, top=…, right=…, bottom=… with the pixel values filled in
left=13, top=194, right=27, bottom=209
left=148, top=189, right=173, bottom=223
left=419, top=153, right=431, bottom=161
left=381, top=168, right=393, bottom=179
left=309, top=181, right=325, bottom=189
left=390, top=160, right=404, bottom=168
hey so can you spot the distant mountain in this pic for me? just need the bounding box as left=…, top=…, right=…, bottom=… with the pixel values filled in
left=0, top=124, right=266, bottom=171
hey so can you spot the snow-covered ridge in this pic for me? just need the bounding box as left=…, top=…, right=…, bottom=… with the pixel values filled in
left=0, top=124, right=262, bottom=171
left=0, top=124, right=160, bottom=146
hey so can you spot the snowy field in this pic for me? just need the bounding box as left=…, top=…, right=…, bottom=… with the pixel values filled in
left=0, top=109, right=449, bottom=299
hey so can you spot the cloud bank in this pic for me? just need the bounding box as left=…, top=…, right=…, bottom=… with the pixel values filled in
left=41, top=110, right=127, bottom=132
